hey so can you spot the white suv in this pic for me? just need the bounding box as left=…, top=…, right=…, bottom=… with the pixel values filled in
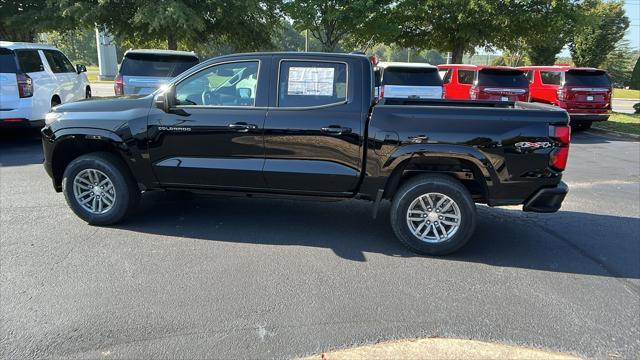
left=0, top=41, right=91, bottom=128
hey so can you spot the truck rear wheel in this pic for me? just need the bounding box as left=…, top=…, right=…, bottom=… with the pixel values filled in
left=390, top=174, right=477, bottom=256
left=62, top=152, right=140, bottom=225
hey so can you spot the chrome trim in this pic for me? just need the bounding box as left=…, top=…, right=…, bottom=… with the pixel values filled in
left=483, top=88, right=527, bottom=94
left=173, top=59, right=262, bottom=109
left=275, top=58, right=349, bottom=109
left=569, top=87, right=610, bottom=92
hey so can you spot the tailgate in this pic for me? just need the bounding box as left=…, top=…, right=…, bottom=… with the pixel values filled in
left=0, top=73, right=19, bottom=110
left=383, top=85, right=442, bottom=99
left=122, top=76, right=169, bottom=95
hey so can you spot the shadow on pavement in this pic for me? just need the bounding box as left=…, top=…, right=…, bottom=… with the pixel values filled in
left=0, top=128, right=44, bottom=167
left=118, top=191, right=640, bottom=281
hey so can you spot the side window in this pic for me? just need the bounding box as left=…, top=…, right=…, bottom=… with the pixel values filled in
left=441, top=69, right=452, bottom=84
left=525, top=70, right=534, bottom=83
left=175, top=61, right=259, bottom=107
left=278, top=61, right=347, bottom=108
left=458, top=69, right=475, bottom=84
left=15, top=50, right=44, bottom=73
left=540, top=71, right=562, bottom=85
left=43, top=50, right=75, bottom=73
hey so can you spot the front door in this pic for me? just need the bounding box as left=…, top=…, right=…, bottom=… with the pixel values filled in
left=262, top=57, right=365, bottom=194
left=148, top=58, right=269, bottom=190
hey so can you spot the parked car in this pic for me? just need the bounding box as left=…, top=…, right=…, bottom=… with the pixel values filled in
left=518, top=65, right=612, bottom=130
left=375, top=62, right=443, bottom=100
left=439, top=65, right=530, bottom=102
left=438, top=64, right=477, bottom=100
left=42, top=52, right=570, bottom=256
left=114, top=49, right=199, bottom=96
left=0, top=41, right=90, bottom=128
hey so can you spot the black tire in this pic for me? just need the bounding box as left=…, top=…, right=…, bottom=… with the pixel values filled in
left=86, top=86, right=92, bottom=99
left=390, top=174, right=477, bottom=256
left=62, top=152, right=140, bottom=225
left=51, top=96, right=61, bottom=108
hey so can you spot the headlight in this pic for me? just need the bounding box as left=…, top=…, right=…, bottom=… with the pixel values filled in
left=45, top=112, right=62, bottom=125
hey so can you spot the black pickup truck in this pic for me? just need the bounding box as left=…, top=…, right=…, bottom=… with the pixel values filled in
left=42, top=52, right=570, bottom=255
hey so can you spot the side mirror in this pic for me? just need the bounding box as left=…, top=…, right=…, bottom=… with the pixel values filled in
left=76, top=64, right=87, bottom=74
left=154, top=93, right=169, bottom=112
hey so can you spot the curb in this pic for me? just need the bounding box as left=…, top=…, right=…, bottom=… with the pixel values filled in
left=588, top=127, right=640, bottom=140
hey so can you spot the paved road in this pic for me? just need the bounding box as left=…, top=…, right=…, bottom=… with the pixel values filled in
left=613, top=98, right=638, bottom=114
left=1, top=129, right=638, bottom=359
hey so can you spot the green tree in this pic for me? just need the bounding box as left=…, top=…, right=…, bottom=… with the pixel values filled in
left=0, top=1, right=73, bottom=42
left=601, top=42, right=639, bottom=87
left=283, top=0, right=392, bottom=52
left=631, top=58, right=640, bottom=90
left=569, top=0, right=629, bottom=68
left=57, top=0, right=281, bottom=51
left=43, top=29, right=98, bottom=65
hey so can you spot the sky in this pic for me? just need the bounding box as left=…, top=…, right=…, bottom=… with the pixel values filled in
left=624, top=0, right=639, bottom=50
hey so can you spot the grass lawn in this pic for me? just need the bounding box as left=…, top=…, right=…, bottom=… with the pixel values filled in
left=593, top=112, right=640, bottom=136
left=613, top=88, right=640, bottom=100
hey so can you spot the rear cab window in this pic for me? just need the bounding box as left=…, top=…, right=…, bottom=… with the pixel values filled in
left=0, top=48, right=18, bottom=73
left=564, top=70, right=611, bottom=87
left=457, top=69, right=475, bottom=84
left=278, top=61, right=347, bottom=108
left=381, top=67, right=442, bottom=86
left=540, top=71, right=562, bottom=85
left=120, top=53, right=199, bottom=77
left=477, top=69, right=528, bottom=87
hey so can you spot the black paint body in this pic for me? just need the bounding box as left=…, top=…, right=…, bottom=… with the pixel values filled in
left=42, top=52, right=569, bottom=212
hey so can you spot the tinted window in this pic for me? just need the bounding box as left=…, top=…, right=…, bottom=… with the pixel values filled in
left=540, top=71, right=562, bottom=85
left=382, top=67, right=442, bottom=86
left=441, top=69, right=451, bottom=84
left=278, top=61, right=347, bottom=108
left=457, top=69, right=475, bottom=84
left=43, top=50, right=75, bottom=73
left=175, top=61, right=259, bottom=106
left=0, top=48, right=17, bottom=73
left=477, top=69, right=528, bottom=87
left=15, top=50, right=44, bottom=73
left=120, top=53, right=199, bottom=77
left=565, top=70, right=611, bottom=87
left=525, top=70, right=533, bottom=83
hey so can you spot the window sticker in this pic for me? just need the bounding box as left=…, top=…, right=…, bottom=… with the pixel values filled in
left=287, top=67, right=334, bottom=96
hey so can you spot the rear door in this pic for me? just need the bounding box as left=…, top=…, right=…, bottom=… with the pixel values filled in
left=477, top=69, right=529, bottom=101
left=381, top=66, right=443, bottom=99
left=537, top=70, right=562, bottom=104
left=563, top=70, right=611, bottom=108
left=120, top=53, right=199, bottom=95
left=0, top=48, right=19, bottom=111
left=42, top=50, right=76, bottom=103
left=262, top=57, right=365, bottom=194
left=453, top=68, right=475, bottom=99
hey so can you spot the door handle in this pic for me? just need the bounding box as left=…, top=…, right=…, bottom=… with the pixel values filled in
left=228, top=122, right=257, bottom=132
left=321, top=125, right=351, bottom=135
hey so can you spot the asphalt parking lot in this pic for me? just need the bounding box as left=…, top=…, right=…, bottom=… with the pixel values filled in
left=1, top=129, right=639, bottom=358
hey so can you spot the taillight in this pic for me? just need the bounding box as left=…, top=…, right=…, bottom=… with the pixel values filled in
left=549, top=125, right=571, bottom=171
left=114, top=75, right=124, bottom=96
left=16, top=73, right=33, bottom=98
left=556, top=87, right=566, bottom=101
left=379, top=85, right=385, bottom=99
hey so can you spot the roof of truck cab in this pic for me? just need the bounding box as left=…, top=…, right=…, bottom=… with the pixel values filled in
left=376, top=62, right=437, bottom=69
left=0, top=41, right=57, bottom=50
left=517, top=65, right=603, bottom=72
left=437, top=64, right=477, bottom=69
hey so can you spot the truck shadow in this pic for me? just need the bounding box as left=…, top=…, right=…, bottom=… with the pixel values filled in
left=0, top=129, right=44, bottom=167
left=118, top=191, right=640, bottom=281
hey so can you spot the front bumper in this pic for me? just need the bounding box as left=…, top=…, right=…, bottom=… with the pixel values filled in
left=523, top=181, right=568, bottom=213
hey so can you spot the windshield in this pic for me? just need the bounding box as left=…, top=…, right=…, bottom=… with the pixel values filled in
left=120, top=53, right=199, bottom=77
left=478, top=69, right=528, bottom=87
left=0, top=48, right=17, bottom=73
left=382, top=67, right=442, bottom=86
left=564, top=70, right=611, bottom=87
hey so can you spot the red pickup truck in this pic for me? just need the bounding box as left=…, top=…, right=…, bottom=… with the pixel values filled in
left=518, top=65, right=612, bottom=130
left=439, top=65, right=530, bottom=102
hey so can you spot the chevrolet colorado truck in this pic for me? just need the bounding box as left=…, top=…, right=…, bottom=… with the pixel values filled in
left=42, top=52, right=570, bottom=255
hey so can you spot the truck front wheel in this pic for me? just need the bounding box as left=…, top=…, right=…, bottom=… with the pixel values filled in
left=390, top=174, right=477, bottom=255
left=62, top=152, right=140, bottom=225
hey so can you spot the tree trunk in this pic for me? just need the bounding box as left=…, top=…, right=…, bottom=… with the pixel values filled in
left=451, top=45, right=464, bottom=64
left=167, top=33, right=177, bottom=50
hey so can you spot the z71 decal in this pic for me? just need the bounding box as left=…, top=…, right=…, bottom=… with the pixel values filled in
left=515, top=141, right=553, bottom=151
